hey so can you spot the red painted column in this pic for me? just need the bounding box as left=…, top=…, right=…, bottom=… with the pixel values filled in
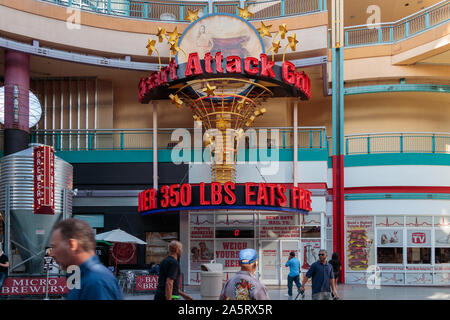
left=4, top=50, right=30, bottom=155
left=332, top=155, right=345, bottom=283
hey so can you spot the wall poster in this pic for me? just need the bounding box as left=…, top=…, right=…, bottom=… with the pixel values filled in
left=345, top=216, right=374, bottom=271
left=215, top=240, right=253, bottom=269
left=190, top=240, right=214, bottom=270
left=301, top=239, right=320, bottom=270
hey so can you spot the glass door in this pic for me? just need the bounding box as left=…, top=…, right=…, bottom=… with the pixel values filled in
left=260, top=240, right=300, bottom=285
left=260, top=240, right=279, bottom=285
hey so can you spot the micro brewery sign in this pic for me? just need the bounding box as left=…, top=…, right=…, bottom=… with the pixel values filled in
left=138, top=182, right=312, bottom=215
left=33, top=145, right=55, bottom=214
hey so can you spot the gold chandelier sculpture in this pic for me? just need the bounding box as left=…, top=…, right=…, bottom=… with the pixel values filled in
left=171, top=78, right=273, bottom=183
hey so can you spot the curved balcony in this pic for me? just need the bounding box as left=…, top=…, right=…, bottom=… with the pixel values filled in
left=343, top=132, right=450, bottom=155
left=39, top=0, right=327, bottom=22
left=328, top=0, right=449, bottom=48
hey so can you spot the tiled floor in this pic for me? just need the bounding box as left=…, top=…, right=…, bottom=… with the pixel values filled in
left=124, top=284, right=450, bottom=300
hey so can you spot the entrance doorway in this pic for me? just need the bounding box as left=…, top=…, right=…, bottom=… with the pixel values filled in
left=259, top=240, right=300, bottom=285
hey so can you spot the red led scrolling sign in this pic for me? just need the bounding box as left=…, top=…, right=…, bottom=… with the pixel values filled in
left=34, top=146, right=55, bottom=215
left=138, top=182, right=312, bottom=214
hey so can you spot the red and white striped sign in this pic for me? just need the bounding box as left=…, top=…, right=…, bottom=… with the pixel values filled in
left=34, top=145, right=55, bottom=214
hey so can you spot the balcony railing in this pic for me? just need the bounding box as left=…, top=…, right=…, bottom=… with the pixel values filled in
left=344, top=132, right=450, bottom=155
left=27, top=127, right=327, bottom=152
left=328, top=0, right=449, bottom=48
left=39, top=0, right=327, bottom=22
left=1, top=130, right=448, bottom=156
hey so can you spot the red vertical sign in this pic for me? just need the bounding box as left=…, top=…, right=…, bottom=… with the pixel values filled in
left=34, top=146, right=55, bottom=215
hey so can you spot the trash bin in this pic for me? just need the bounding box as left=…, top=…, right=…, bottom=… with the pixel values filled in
left=200, top=260, right=223, bottom=300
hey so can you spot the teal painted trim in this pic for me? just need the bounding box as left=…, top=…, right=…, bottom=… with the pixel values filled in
left=345, top=193, right=450, bottom=200
left=56, top=150, right=154, bottom=163
left=54, top=148, right=329, bottom=163
left=344, top=84, right=450, bottom=95
left=344, top=153, right=450, bottom=167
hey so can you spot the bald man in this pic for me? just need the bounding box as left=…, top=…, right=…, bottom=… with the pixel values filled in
left=154, top=241, right=193, bottom=300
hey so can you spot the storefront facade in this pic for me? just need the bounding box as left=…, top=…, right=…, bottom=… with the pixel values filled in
left=345, top=215, right=450, bottom=286
left=184, top=210, right=327, bottom=285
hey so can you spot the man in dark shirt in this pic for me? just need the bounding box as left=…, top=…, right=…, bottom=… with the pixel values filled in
left=300, top=249, right=339, bottom=300
left=0, top=248, right=9, bottom=296
left=50, top=218, right=123, bottom=300
left=154, top=240, right=193, bottom=300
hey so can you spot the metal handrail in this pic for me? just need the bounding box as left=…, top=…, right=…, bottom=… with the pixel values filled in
left=328, top=0, right=449, bottom=47
left=37, top=0, right=327, bottom=21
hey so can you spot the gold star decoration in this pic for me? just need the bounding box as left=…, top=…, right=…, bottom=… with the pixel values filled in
left=271, top=40, right=281, bottom=53
left=245, top=115, right=255, bottom=127
left=167, top=27, right=181, bottom=44
left=169, top=41, right=180, bottom=56
left=185, top=8, right=199, bottom=23
left=237, top=6, right=253, bottom=20
left=278, top=24, right=288, bottom=39
left=216, top=115, right=228, bottom=130
left=202, top=83, right=216, bottom=97
left=156, top=27, right=166, bottom=43
left=287, top=33, right=299, bottom=51
left=146, top=39, right=157, bottom=56
left=169, top=94, right=183, bottom=109
left=257, top=22, right=272, bottom=38
left=254, top=108, right=266, bottom=117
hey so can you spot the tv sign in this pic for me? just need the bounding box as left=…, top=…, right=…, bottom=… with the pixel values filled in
left=411, top=232, right=426, bottom=244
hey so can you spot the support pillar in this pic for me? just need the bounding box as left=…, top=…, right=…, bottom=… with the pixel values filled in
left=331, top=0, right=345, bottom=283
left=153, top=102, right=158, bottom=190
left=4, top=50, right=30, bottom=155
left=293, top=99, right=298, bottom=187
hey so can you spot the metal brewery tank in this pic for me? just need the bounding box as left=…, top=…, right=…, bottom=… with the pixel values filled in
left=0, top=144, right=73, bottom=274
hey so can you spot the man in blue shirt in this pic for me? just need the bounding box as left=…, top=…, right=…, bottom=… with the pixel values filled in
left=300, top=249, right=339, bottom=300
left=50, top=218, right=123, bottom=300
left=285, top=251, right=301, bottom=298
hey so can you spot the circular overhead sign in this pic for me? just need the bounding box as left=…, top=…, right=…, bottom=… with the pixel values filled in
left=178, top=14, right=265, bottom=64
left=178, top=14, right=265, bottom=97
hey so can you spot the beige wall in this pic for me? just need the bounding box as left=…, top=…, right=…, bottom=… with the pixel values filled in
left=111, top=80, right=449, bottom=136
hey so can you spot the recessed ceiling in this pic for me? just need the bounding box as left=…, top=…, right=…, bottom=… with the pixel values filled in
left=417, top=49, right=450, bottom=65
